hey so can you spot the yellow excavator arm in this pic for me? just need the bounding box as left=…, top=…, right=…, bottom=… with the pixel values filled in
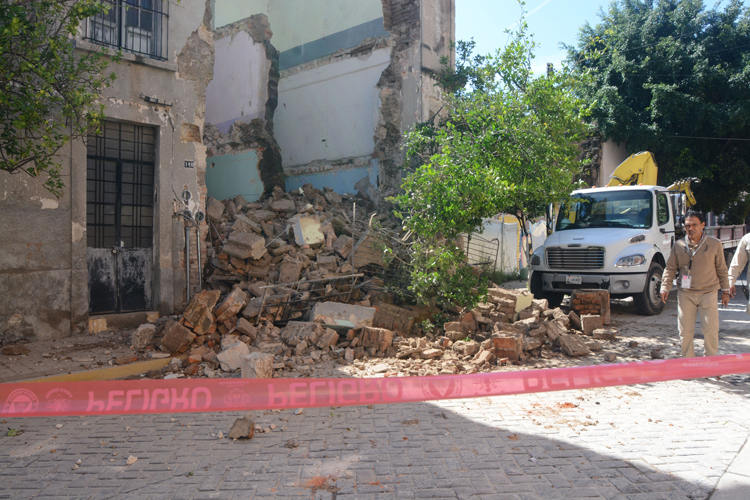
left=606, top=151, right=659, bottom=187
left=606, top=151, right=698, bottom=207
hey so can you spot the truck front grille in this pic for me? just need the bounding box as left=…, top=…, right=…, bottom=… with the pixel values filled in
left=546, top=247, right=605, bottom=270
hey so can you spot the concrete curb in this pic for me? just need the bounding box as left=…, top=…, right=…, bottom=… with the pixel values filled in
left=710, top=435, right=750, bottom=499
left=21, top=357, right=180, bottom=383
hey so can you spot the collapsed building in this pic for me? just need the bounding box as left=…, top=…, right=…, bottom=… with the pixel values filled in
left=204, top=0, right=455, bottom=202
left=0, top=0, right=456, bottom=342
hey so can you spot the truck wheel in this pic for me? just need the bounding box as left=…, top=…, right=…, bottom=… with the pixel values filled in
left=529, top=271, right=564, bottom=309
left=633, top=262, right=665, bottom=316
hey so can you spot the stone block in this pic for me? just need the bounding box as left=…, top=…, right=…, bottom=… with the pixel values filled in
left=280, top=322, right=324, bottom=345
left=217, top=341, right=250, bottom=372
left=472, top=350, right=496, bottom=365
left=545, top=319, right=567, bottom=341
left=233, top=215, right=262, bottom=234
left=241, top=352, right=274, bottom=379
left=316, top=328, right=340, bottom=349
left=242, top=297, right=264, bottom=319
left=523, top=337, right=543, bottom=351
left=206, top=197, right=225, bottom=223
left=131, top=323, right=156, bottom=349
left=235, top=318, right=258, bottom=341
left=214, top=288, right=248, bottom=323
left=559, top=334, right=591, bottom=357
left=604, top=352, right=617, bottom=362
left=291, top=215, right=325, bottom=247
left=333, top=234, right=353, bottom=259
left=360, top=327, right=394, bottom=352
left=160, top=320, right=195, bottom=354
left=352, top=231, right=385, bottom=268
left=182, top=289, right=221, bottom=335
left=221, top=334, right=241, bottom=351
left=422, top=348, right=442, bottom=359
left=311, top=302, right=375, bottom=328
left=324, top=190, right=342, bottom=205
left=443, top=322, right=467, bottom=342
left=247, top=210, right=276, bottom=222
left=278, top=259, right=302, bottom=283
left=316, top=255, right=337, bottom=271
left=452, top=340, right=480, bottom=356
left=593, top=328, right=618, bottom=341
left=581, top=315, right=604, bottom=336
left=223, top=231, right=266, bottom=260
left=269, top=199, right=296, bottom=212
left=373, top=303, right=419, bottom=334
left=228, top=412, right=255, bottom=440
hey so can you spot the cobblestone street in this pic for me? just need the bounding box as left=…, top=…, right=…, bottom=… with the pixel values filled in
left=1, top=294, right=749, bottom=499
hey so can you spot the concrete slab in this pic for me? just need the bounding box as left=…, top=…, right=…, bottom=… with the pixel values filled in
left=311, top=302, right=375, bottom=329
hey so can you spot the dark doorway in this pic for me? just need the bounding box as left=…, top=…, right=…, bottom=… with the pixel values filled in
left=86, top=121, right=156, bottom=314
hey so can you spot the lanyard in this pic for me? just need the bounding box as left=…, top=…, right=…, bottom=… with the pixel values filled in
left=686, top=233, right=707, bottom=274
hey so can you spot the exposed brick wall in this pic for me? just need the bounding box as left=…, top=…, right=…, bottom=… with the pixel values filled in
left=570, top=290, right=610, bottom=325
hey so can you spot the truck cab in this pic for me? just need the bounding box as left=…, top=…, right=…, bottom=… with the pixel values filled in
left=529, top=185, right=676, bottom=315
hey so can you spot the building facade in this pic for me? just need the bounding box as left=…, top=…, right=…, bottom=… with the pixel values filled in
left=0, top=0, right=215, bottom=341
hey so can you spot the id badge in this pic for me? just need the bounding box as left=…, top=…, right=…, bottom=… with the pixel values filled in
left=681, top=275, right=692, bottom=289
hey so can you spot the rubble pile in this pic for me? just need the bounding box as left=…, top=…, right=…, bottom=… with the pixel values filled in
left=135, top=285, right=617, bottom=380
left=122, top=186, right=620, bottom=380
left=202, top=184, right=398, bottom=299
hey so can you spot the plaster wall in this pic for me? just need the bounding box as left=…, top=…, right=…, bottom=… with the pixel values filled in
left=276, top=48, right=391, bottom=168
left=205, top=31, right=270, bottom=132
left=205, top=150, right=263, bottom=201
left=601, top=140, right=629, bottom=187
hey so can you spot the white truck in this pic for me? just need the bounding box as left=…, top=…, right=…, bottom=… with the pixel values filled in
left=529, top=153, right=746, bottom=315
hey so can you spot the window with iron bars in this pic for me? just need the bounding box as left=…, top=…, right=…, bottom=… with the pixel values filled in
left=83, top=0, right=169, bottom=61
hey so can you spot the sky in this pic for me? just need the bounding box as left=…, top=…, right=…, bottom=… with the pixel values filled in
left=455, top=0, right=609, bottom=74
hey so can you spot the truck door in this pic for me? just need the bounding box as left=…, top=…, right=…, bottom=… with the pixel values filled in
left=656, top=191, right=674, bottom=259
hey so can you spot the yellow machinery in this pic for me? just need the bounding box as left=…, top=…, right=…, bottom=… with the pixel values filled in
left=606, top=151, right=698, bottom=207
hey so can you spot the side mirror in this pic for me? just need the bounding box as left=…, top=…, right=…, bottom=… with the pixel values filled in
left=660, top=228, right=666, bottom=234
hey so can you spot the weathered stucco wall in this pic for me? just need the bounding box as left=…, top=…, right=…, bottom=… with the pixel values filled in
left=203, top=14, right=284, bottom=202
left=206, top=31, right=270, bottom=132
left=0, top=0, right=215, bottom=342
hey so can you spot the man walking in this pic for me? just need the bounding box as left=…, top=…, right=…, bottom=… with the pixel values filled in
left=660, top=211, right=730, bottom=357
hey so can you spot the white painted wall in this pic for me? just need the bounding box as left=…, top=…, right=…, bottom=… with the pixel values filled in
left=205, top=31, right=270, bottom=132
left=600, top=139, right=629, bottom=186
left=267, top=0, right=384, bottom=52
left=214, top=0, right=384, bottom=51
left=275, top=47, right=391, bottom=168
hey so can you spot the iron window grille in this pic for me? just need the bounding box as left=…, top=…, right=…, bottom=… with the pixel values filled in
left=83, top=0, right=169, bottom=61
left=87, top=121, right=156, bottom=250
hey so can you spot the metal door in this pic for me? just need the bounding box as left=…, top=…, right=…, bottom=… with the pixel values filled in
left=86, top=122, right=155, bottom=314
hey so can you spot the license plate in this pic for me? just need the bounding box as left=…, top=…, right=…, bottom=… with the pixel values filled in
left=566, top=275, right=583, bottom=285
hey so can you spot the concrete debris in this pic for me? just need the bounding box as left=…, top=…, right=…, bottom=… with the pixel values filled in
left=229, top=412, right=256, bottom=440
left=311, top=302, right=375, bottom=329
left=160, top=321, right=195, bottom=354
left=241, top=352, right=274, bottom=378
left=216, top=341, right=250, bottom=372
left=131, top=324, right=156, bottom=350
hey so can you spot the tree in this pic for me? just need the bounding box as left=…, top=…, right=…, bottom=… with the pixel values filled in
left=0, top=0, right=118, bottom=197
left=567, top=0, right=750, bottom=215
left=395, top=27, right=588, bottom=309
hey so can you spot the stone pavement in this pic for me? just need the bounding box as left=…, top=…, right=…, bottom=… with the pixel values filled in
left=0, top=293, right=749, bottom=499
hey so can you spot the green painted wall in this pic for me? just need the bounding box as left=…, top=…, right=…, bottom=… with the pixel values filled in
left=205, top=150, right=264, bottom=202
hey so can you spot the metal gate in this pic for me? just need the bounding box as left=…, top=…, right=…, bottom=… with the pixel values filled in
left=86, top=121, right=156, bottom=314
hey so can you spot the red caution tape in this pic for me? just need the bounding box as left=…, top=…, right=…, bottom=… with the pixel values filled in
left=2, top=354, right=749, bottom=418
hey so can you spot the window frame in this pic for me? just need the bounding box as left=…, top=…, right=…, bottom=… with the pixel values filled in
left=83, top=0, right=169, bottom=61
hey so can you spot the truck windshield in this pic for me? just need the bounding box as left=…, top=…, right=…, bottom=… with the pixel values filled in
left=556, top=190, right=653, bottom=231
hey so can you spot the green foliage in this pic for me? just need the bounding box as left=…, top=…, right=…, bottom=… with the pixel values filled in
left=0, top=0, right=119, bottom=196
left=396, top=20, right=588, bottom=311
left=567, top=0, right=750, bottom=214
left=490, top=268, right=522, bottom=285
